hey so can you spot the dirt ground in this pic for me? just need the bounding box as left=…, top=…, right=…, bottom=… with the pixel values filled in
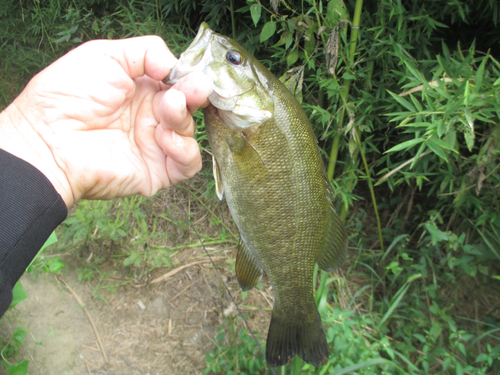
left=0, top=244, right=273, bottom=375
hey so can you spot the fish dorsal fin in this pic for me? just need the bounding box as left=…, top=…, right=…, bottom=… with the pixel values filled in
left=316, top=185, right=348, bottom=272
left=235, top=238, right=263, bottom=291
left=213, top=155, right=224, bottom=200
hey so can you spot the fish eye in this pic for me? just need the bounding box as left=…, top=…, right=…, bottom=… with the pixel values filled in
left=226, top=50, right=242, bottom=65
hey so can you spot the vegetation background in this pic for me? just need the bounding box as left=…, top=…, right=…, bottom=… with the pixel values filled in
left=1, top=0, right=500, bottom=374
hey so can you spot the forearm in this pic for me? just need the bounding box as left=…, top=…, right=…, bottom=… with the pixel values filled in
left=0, top=148, right=67, bottom=317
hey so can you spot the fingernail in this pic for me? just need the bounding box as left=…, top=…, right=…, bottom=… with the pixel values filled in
left=167, top=89, right=186, bottom=112
left=171, top=130, right=185, bottom=147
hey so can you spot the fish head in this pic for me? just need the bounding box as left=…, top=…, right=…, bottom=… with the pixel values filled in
left=164, top=22, right=274, bottom=131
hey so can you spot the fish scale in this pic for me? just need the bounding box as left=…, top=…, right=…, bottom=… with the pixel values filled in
left=164, top=23, right=348, bottom=367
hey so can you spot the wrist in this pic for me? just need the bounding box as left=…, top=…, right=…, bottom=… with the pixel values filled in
left=0, top=102, right=76, bottom=208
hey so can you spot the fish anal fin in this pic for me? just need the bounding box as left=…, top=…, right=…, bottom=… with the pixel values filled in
left=265, top=309, right=329, bottom=367
left=235, top=238, right=262, bottom=291
left=212, top=155, right=224, bottom=201
left=316, top=188, right=348, bottom=272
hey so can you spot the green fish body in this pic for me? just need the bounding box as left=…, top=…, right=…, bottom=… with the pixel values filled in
left=165, top=23, right=347, bottom=367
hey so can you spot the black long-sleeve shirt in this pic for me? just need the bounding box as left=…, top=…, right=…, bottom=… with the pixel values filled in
left=0, top=149, right=67, bottom=317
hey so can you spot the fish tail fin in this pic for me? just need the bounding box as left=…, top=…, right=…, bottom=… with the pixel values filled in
left=265, top=309, right=328, bottom=367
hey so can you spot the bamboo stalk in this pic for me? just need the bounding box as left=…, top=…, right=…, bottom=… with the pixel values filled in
left=230, top=0, right=236, bottom=40
left=327, top=0, right=363, bottom=180
left=325, top=0, right=384, bottom=251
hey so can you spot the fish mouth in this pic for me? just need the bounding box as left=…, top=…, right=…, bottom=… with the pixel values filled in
left=163, top=23, right=214, bottom=85
left=189, top=22, right=212, bottom=52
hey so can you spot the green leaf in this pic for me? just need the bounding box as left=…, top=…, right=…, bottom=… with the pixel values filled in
left=12, top=327, right=27, bottom=346
left=10, top=281, right=28, bottom=309
left=409, top=94, right=423, bottom=112
left=409, top=141, right=425, bottom=169
left=464, top=124, right=475, bottom=151
left=326, top=0, right=350, bottom=27
left=475, top=55, right=488, bottom=90
left=464, top=80, right=470, bottom=106
left=40, top=231, right=57, bottom=251
left=27, top=231, right=58, bottom=274
left=426, top=137, right=448, bottom=161
left=475, top=353, right=489, bottom=362
left=442, top=40, right=450, bottom=60
left=413, top=333, right=426, bottom=343
left=444, top=130, right=457, bottom=151
left=260, top=21, right=276, bottom=43
left=378, top=283, right=410, bottom=327
left=47, top=257, right=65, bottom=273
left=407, top=273, right=422, bottom=282
left=429, top=136, right=457, bottom=152
left=437, top=119, right=445, bottom=137
left=425, top=223, right=448, bottom=245
left=330, top=359, right=388, bottom=375
left=286, top=47, right=299, bottom=67
left=385, top=138, right=424, bottom=153
left=387, top=91, right=416, bottom=112
left=404, top=61, right=426, bottom=84
left=7, top=360, right=29, bottom=375
left=250, top=4, right=261, bottom=27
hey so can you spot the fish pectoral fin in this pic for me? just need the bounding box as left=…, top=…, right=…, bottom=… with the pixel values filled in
left=235, top=238, right=262, bottom=291
left=213, top=156, right=224, bottom=200
left=316, top=188, right=348, bottom=272
left=241, top=133, right=269, bottom=175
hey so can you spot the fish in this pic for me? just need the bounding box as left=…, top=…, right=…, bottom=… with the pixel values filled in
left=164, top=23, right=347, bottom=367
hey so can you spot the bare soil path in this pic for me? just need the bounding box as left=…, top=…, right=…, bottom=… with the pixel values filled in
left=0, top=244, right=273, bottom=375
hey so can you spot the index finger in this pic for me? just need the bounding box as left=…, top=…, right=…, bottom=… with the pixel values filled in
left=75, top=36, right=178, bottom=81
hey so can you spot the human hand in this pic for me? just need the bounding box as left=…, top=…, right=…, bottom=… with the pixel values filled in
left=0, top=36, right=212, bottom=208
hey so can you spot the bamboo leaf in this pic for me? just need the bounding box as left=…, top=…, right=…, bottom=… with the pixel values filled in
left=430, top=136, right=458, bottom=152
left=427, top=137, right=448, bottom=161
left=442, top=40, right=451, bottom=61
left=411, top=142, right=428, bottom=169
left=409, top=94, right=423, bottom=112
left=385, top=138, right=424, bottom=153
left=388, top=91, right=416, bottom=112
left=464, top=80, right=470, bottom=105
left=404, top=61, right=426, bottom=84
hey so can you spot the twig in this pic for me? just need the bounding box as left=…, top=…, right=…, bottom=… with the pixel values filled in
left=150, top=261, right=210, bottom=284
left=399, top=77, right=460, bottom=96
left=171, top=278, right=201, bottom=301
left=83, top=344, right=101, bottom=352
left=57, top=277, right=108, bottom=363
left=438, top=162, right=500, bottom=196
left=119, top=355, right=144, bottom=375
left=378, top=151, right=431, bottom=183
left=257, top=289, right=274, bottom=309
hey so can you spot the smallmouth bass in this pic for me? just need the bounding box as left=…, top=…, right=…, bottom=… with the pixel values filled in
left=165, top=23, right=347, bottom=367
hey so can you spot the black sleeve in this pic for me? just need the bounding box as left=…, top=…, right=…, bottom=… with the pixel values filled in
left=0, top=149, right=68, bottom=317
